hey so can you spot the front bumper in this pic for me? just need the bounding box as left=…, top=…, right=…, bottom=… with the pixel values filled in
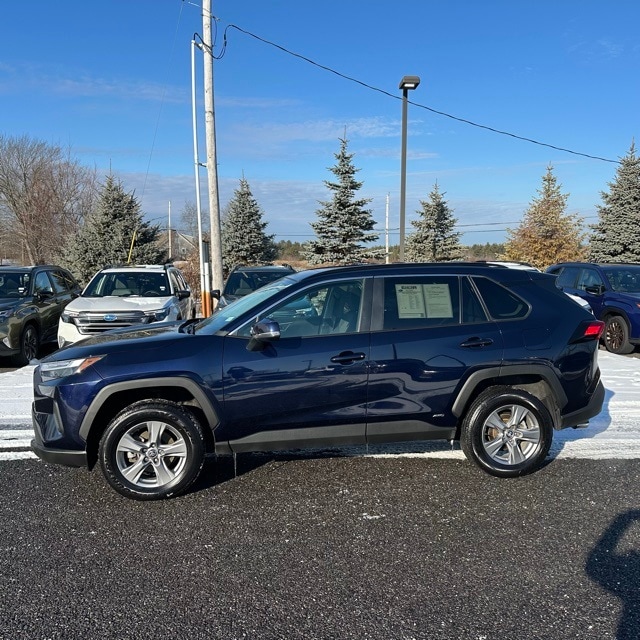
left=31, top=402, right=87, bottom=467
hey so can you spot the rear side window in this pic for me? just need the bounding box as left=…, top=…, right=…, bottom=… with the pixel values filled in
left=471, top=277, right=529, bottom=320
left=382, top=276, right=460, bottom=330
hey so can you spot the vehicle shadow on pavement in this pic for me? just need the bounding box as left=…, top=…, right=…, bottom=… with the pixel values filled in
left=191, top=449, right=353, bottom=493
left=189, top=440, right=467, bottom=495
left=586, top=509, right=640, bottom=640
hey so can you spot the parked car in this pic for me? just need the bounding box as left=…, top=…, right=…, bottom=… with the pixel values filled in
left=57, top=264, right=194, bottom=348
left=32, top=262, right=604, bottom=500
left=0, top=265, right=81, bottom=365
left=214, top=264, right=296, bottom=308
left=546, top=262, right=640, bottom=354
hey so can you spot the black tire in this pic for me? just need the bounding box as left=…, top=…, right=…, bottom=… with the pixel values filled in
left=460, top=386, right=553, bottom=478
left=604, top=315, right=634, bottom=354
left=14, top=324, right=40, bottom=366
left=99, top=400, right=205, bottom=500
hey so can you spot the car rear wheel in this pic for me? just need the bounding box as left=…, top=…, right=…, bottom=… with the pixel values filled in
left=14, top=323, right=39, bottom=366
left=461, top=387, right=553, bottom=478
left=604, top=315, right=634, bottom=354
left=99, top=400, right=205, bottom=500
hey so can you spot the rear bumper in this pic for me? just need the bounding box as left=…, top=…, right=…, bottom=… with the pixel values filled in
left=560, top=379, right=605, bottom=429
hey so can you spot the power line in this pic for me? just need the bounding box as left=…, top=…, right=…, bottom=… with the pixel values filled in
left=218, top=22, right=620, bottom=165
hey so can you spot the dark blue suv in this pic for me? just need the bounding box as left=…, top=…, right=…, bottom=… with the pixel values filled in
left=546, top=262, right=640, bottom=354
left=31, top=263, right=605, bottom=500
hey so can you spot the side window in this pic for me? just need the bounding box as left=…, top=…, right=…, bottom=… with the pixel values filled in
left=471, top=277, right=529, bottom=320
left=382, top=276, right=460, bottom=331
left=172, top=270, right=188, bottom=291
left=238, top=279, right=364, bottom=338
left=34, top=271, right=54, bottom=295
left=49, top=270, right=70, bottom=294
left=461, top=277, right=488, bottom=323
left=555, top=267, right=580, bottom=289
left=168, top=270, right=180, bottom=294
left=577, top=269, right=604, bottom=291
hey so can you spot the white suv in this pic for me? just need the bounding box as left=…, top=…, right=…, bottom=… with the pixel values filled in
left=58, top=265, right=195, bottom=347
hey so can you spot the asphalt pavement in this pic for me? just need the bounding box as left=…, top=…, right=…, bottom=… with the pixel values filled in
left=1, top=454, right=639, bottom=639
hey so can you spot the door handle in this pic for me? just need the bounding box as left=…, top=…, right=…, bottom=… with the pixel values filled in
left=459, top=337, right=494, bottom=348
left=330, top=351, right=366, bottom=364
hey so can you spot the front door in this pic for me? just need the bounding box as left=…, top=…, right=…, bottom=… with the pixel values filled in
left=219, top=279, right=370, bottom=452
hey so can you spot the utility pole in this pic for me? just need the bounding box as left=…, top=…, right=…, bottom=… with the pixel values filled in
left=202, top=0, right=223, bottom=310
left=385, top=193, right=390, bottom=264
left=168, top=201, right=172, bottom=259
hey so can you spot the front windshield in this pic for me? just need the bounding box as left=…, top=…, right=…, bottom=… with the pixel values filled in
left=603, top=267, right=640, bottom=293
left=195, top=276, right=297, bottom=333
left=84, top=272, right=170, bottom=298
left=0, top=272, right=29, bottom=297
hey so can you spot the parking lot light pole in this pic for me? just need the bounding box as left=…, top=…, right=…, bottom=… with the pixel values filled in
left=398, top=75, right=420, bottom=262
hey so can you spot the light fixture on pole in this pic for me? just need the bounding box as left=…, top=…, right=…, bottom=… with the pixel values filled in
left=398, top=75, right=420, bottom=262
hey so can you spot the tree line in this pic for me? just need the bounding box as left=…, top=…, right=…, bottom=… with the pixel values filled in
left=1, top=132, right=639, bottom=292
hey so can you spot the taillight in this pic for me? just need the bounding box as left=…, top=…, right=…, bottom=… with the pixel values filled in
left=570, top=320, right=605, bottom=343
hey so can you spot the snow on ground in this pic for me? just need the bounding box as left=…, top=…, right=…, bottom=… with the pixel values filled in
left=0, top=350, right=638, bottom=461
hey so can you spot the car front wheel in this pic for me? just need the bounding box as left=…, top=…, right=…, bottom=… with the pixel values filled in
left=604, top=315, right=634, bottom=354
left=99, top=400, right=205, bottom=500
left=14, top=323, right=39, bottom=366
left=460, top=387, right=553, bottom=478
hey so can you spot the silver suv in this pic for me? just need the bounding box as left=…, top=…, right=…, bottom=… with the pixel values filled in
left=57, top=264, right=194, bottom=347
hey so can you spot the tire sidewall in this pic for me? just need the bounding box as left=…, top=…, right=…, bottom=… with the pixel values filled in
left=99, top=401, right=204, bottom=500
left=16, top=324, right=39, bottom=366
left=461, top=388, right=553, bottom=478
left=604, top=316, right=633, bottom=355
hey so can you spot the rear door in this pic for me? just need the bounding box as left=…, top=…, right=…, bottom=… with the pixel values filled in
left=366, top=274, right=504, bottom=443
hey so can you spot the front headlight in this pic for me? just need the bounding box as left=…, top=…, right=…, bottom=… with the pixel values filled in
left=144, top=307, right=170, bottom=322
left=39, top=356, right=105, bottom=381
left=60, top=309, right=80, bottom=323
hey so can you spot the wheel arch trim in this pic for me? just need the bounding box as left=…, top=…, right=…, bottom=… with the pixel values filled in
left=78, top=377, right=220, bottom=441
left=451, top=365, right=568, bottom=419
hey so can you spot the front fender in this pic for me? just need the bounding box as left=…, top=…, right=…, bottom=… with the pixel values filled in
left=78, top=376, right=220, bottom=441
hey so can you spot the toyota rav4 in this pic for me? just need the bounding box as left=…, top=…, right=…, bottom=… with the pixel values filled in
left=32, top=263, right=605, bottom=500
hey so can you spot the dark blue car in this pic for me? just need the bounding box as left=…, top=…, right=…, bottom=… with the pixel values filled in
left=31, top=263, right=605, bottom=500
left=546, top=262, right=640, bottom=354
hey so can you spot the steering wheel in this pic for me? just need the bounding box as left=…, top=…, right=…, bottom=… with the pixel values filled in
left=143, top=290, right=160, bottom=296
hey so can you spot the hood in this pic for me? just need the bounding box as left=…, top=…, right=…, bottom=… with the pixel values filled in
left=0, top=297, right=25, bottom=310
left=67, top=295, right=171, bottom=313
left=45, top=321, right=185, bottom=361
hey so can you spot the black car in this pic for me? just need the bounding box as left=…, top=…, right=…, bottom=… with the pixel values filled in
left=214, top=264, right=296, bottom=308
left=31, top=262, right=605, bottom=500
left=0, top=265, right=81, bottom=365
left=546, top=262, right=640, bottom=354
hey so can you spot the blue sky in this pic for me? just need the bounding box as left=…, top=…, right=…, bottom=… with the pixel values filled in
left=1, top=1, right=639, bottom=247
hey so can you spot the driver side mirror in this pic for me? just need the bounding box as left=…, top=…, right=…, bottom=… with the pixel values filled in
left=585, top=285, right=604, bottom=296
left=246, top=319, right=281, bottom=352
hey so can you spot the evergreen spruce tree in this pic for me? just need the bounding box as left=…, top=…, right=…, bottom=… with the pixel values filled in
left=61, top=175, right=166, bottom=283
left=589, top=142, right=640, bottom=262
left=502, top=165, right=585, bottom=270
left=404, top=183, right=462, bottom=262
left=221, top=177, right=277, bottom=271
left=303, top=136, right=382, bottom=265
